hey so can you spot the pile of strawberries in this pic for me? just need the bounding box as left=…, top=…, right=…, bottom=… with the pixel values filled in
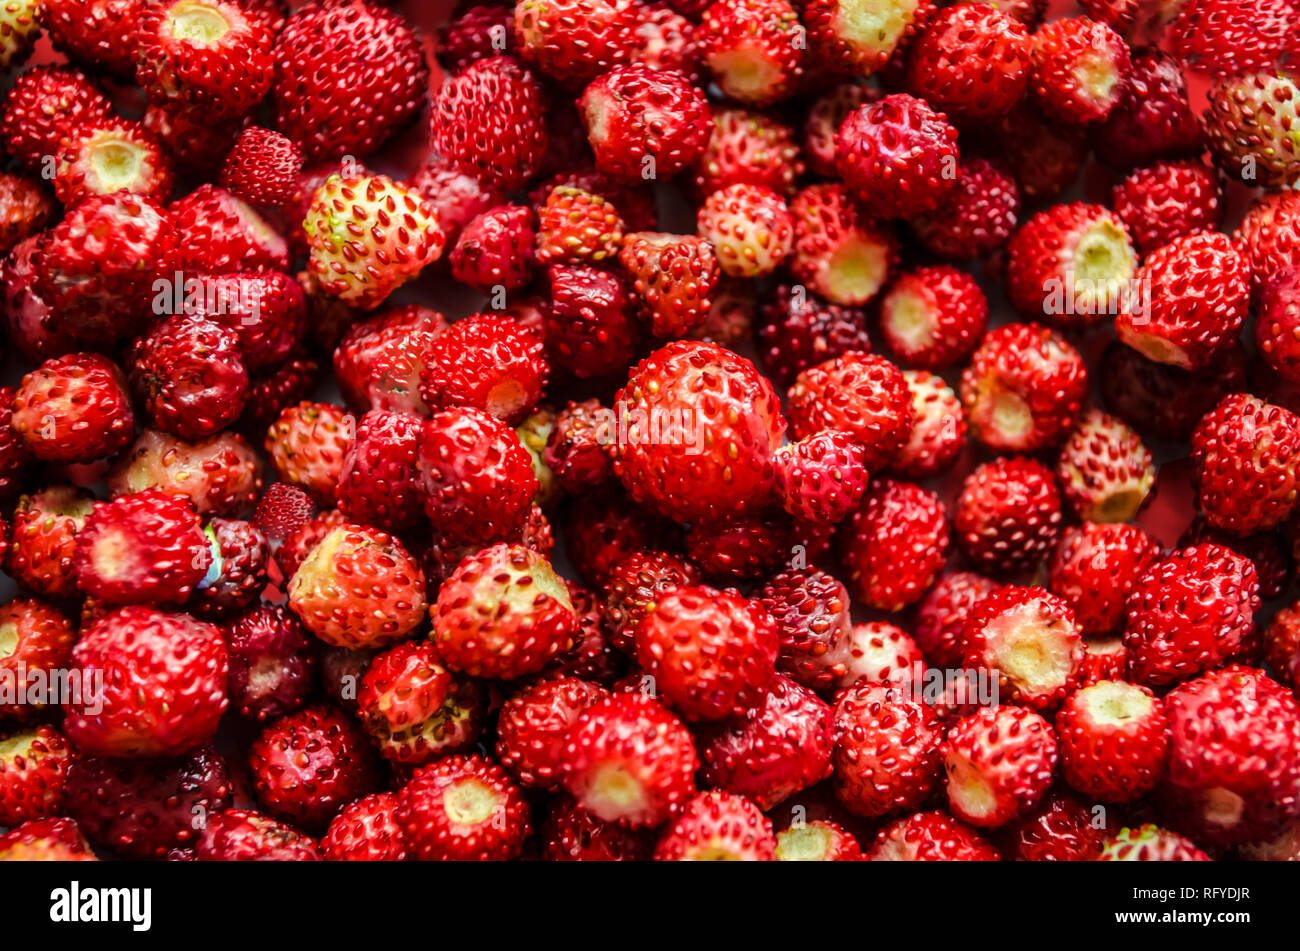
left=0, top=0, right=1299, bottom=863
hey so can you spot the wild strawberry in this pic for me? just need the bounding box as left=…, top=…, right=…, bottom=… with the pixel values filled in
left=1055, top=680, right=1167, bottom=804
left=219, top=126, right=304, bottom=209
left=264, top=401, right=354, bottom=506
left=1163, top=665, right=1300, bottom=847
left=398, top=755, right=532, bottom=861
left=1097, top=824, right=1209, bottom=861
left=272, top=0, right=427, bottom=162
left=304, top=174, right=445, bottom=309
left=1048, top=522, right=1160, bottom=637
left=1, top=238, right=73, bottom=365
left=562, top=692, right=698, bottom=827
left=544, top=265, right=645, bottom=378
left=176, top=271, right=305, bottom=375
left=619, top=232, right=719, bottom=339
left=223, top=605, right=316, bottom=722
left=962, top=585, right=1084, bottom=710
left=836, top=93, right=959, bottom=220
left=787, top=352, right=910, bottom=470
left=1030, top=16, right=1131, bottom=123
left=170, top=184, right=287, bottom=274
left=514, top=0, right=639, bottom=86
left=0, top=599, right=75, bottom=720
left=909, top=157, right=1020, bottom=261
left=543, top=582, right=625, bottom=683
left=64, top=606, right=228, bottom=757
left=960, top=323, right=1088, bottom=451
left=356, top=640, right=484, bottom=764
left=332, top=412, right=420, bottom=537
left=601, top=550, right=699, bottom=654
left=419, top=407, right=538, bottom=545
left=130, top=315, right=248, bottom=440
left=954, top=456, right=1062, bottom=576
left=695, top=108, right=803, bottom=197
left=1181, top=517, right=1293, bottom=601
left=1124, top=544, right=1260, bottom=688
left=696, top=0, right=802, bottom=106
left=497, top=678, right=610, bottom=790
left=803, top=0, right=931, bottom=78
left=0, top=0, right=39, bottom=69
left=788, top=184, right=897, bottom=308
left=0, top=175, right=53, bottom=257
left=803, top=83, right=878, bottom=178
left=288, top=523, right=425, bottom=649
left=0, top=726, right=69, bottom=827
left=774, top=820, right=862, bottom=861
left=913, top=570, right=999, bottom=669
left=5, top=487, right=90, bottom=599
left=1116, top=231, right=1251, bottom=371
left=195, top=809, right=321, bottom=860
left=333, top=305, right=447, bottom=416
left=563, top=485, right=679, bottom=590
left=879, top=265, right=987, bottom=370
left=438, top=4, right=513, bottom=71
left=1004, top=202, right=1137, bottom=325
left=632, top=3, right=699, bottom=74
left=1055, top=409, right=1154, bottom=524
left=906, top=4, right=1031, bottom=122
left=1257, top=269, right=1300, bottom=382
left=1236, top=190, right=1300, bottom=292
left=1100, top=340, right=1248, bottom=441
left=540, top=796, right=653, bottom=861
left=1204, top=69, right=1300, bottom=188
left=697, top=675, right=832, bottom=809
left=772, top=430, right=869, bottom=525
left=1112, top=159, right=1222, bottom=256
left=754, top=286, right=871, bottom=388
left=0, top=64, right=111, bottom=173
left=1093, top=48, right=1202, bottom=167
left=537, top=400, right=610, bottom=495
left=109, top=428, right=265, bottom=517
left=985, top=100, right=1085, bottom=199
left=892, top=370, right=965, bottom=480
left=10, top=352, right=134, bottom=464
left=840, top=478, right=949, bottom=612
left=684, top=511, right=790, bottom=583
left=654, top=790, right=776, bottom=860
left=696, top=183, right=793, bottom=278
left=634, top=585, right=777, bottom=721
left=405, top=155, right=503, bottom=248
left=51, top=117, right=172, bottom=208
left=418, top=315, right=547, bottom=426
left=943, top=705, right=1057, bottom=828
left=143, top=101, right=250, bottom=176
left=1168, top=0, right=1293, bottom=79
left=998, top=789, right=1103, bottom=861
left=831, top=680, right=943, bottom=818
left=64, top=747, right=231, bottom=859
left=450, top=205, right=536, bottom=294
left=535, top=186, right=625, bottom=267
left=614, top=341, right=785, bottom=523
left=189, top=517, right=268, bottom=618
left=1191, top=393, right=1300, bottom=534
left=1264, top=601, right=1300, bottom=683
left=321, top=791, right=409, bottom=861
left=868, top=810, right=1001, bottom=860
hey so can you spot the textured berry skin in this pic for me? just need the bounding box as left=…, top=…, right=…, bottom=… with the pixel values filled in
left=804, top=84, right=878, bottom=178
left=1124, top=544, right=1261, bottom=688
left=514, top=0, right=639, bottom=87
left=64, top=747, right=232, bottom=859
left=288, top=523, right=426, bottom=649
left=191, top=517, right=268, bottom=618
left=1117, top=232, right=1251, bottom=371
left=53, top=117, right=174, bottom=207
left=696, top=0, right=803, bottom=106
left=143, top=101, right=250, bottom=177
left=893, top=370, right=966, bottom=480
left=109, top=428, right=265, bottom=518
left=579, top=64, right=711, bottom=183
left=398, top=755, right=531, bottom=861
left=1055, top=680, right=1168, bottom=804
left=697, top=108, right=803, bottom=197
left=169, top=184, right=287, bottom=274
left=1030, top=15, right=1131, bottom=123
left=1179, top=520, right=1292, bottom=602
left=336, top=409, right=422, bottom=536
left=879, top=266, right=988, bottom=370
left=333, top=304, right=447, bottom=416
left=840, top=478, right=949, bottom=612
left=755, top=286, right=871, bottom=389
left=544, top=265, right=643, bottom=378
left=419, top=314, right=547, bottom=426
left=962, top=585, right=1084, bottom=710
left=433, top=542, right=575, bottom=680
left=696, top=183, right=793, bottom=278
left=1004, top=202, right=1137, bottom=325
left=0, top=0, right=43, bottom=70
left=835, top=94, right=959, bottom=220
left=685, top=512, right=788, bottom=583
left=654, top=790, right=776, bottom=860
left=0, top=726, right=70, bottom=827
left=987, top=101, right=1084, bottom=200
left=0, top=175, right=53, bottom=257
left=195, top=809, right=321, bottom=861
left=1097, top=824, right=1209, bottom=861
left=1236, top=191, right=1300, bottom=292
left=910, top=156, right=1019, bottom=260
left=540, top=796, right=653, bottom=861
left=248, top=704, right=381, bottom=833
left=787, top=352, right=910, bottom=470
left=0, top=816, right=94, bottom=861
left=998, top=790, right=1103, bottom=861
left=180, top=271, right=305, bottom=374
left=321, top=791, right=410, bottom=861
left=304, top=174, right=445, bottom=310
left=130, top=315, right=249, bottom=440
left=450, top=205, right=536, bottom=294
left=1048, top=522, right=1161, bottom=637
left=1055, top=409, right=1154, bottom=524
left=1257, top=269, right=1300, bottom=382
left=543, top=399, right=614, bottom=494
left=405, top=156, right=503, bottom=248
left=535, top=186, right=624, bottom=267
left=11, top=352, right=135, bottom=464
left=619, top=232, right=719, bottom=339
left=135, top=0, right=274, bottom=119
left=960, top=323, right=1087, bottom=452
left=418, top=406, right=538, bottom=545
left=430, top=56, right=548, bottom=191
left=73, top=490, right=211, bottom=606
left=613, top=341, right=785, bottom=523
left=601, top=550, right=699, bottom=655
left=1112, top=160, right=1222, bottom=256
left=438, top=4, right=514, bottom=71
left=63, top=606, right=229, bottom=758
left=789, top=183, right=898, bottom=309
left=868, top=811, right=1000, bottom=861
left=832, top=681, right=943, bottom=819
left=0, top=599, right=76, bottom=719
left=0, top=65, right=112, bottom=173
left=954, top=457, right=1062, bottom=576
left=635, top=585, right=778, bottom=721
left=905, top=3, right=1031, bottom=122
left=1191, top=393, right=1300, bottom=535
left=1101, top=341, right=1248, bottom=442
left=272, top=0, right=428, bottom=162
left=1094, top=48, right=1202, bottom=168
left=1169, top=0, right=1291, bottom=79
left=223, top=605, right=317, bottom=722
left=497, top=678, right=610, bottom=790
left=913, top=570, right=999, bottom=670
left=220, top=126, right=304, bottom=209
left=5, top=486, right=94, bottom=600
left=697, top=675, right=831, bottom=810
left=562, top=693, right=698, bottom=827
left=774, top=820, right=862, bottom=861
left=773, top=430, right=870, bottom=524
left=803, top=0, right=931, bottom=78
left=1163, top=666, right=1300, bottom=848
left=264, top=401, right=354, bottom=506
left=943, top=705, right=1057, bottom=828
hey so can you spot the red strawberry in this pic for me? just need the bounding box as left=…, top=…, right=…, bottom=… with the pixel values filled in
left=1100, top=340, right=1248, bottom=441
left=960, top=323, right=1087, bottom=452
left=954, top=456, right=1062, bottom=576
left=839, top=478, right=949, bottom=612
left=654, top=790, right=776, bottom=860
left=143, top=101, right=250, bottom=176
left=773, top=429, right=870, bottom=524
left=1030, top=15, right=1131, bottom=123
left=986, top=100, right=1084, bottom=198
left=42, top=0, right=145, bottom=78
left=52, top=117, right=173, bottom=207
left=543, top=582, right=625, bottom=684
left=514, top=0, right=640, bottom=87
left=803, top=0, right=932, bottom=78
left=272, top=0, right=428, bottom=162
left=264, top=401, right=354, bottom=506
left=0, top=599, right=76, bottom=719
left=0, top=726, right=70, bottom=827
left=832, top=680, right=943, bottom=818
left=774, top=820, right=862, bottom=861
left=1055, top=409, right=1154, bottom=523
left=63, top=606, right=229, bottom=757
left=170, top=184, right=288, bottom=274
left=892, top=369, right=966, bottom=480
left=868, top=810, right=1000, bottom=860
left=497, top=678, right=610, bottom=790
left=696, top=107, right=804, bottom=197
left=1097, top=824, right=1209, bottom=861
left=619, top=231, right=719, bottom=339
left=450, top=205, right=536, bottom=294
left=174, top=271, right=305, bottom=374
left=696, top=0, right=803, bottom=106
left=190, top=517, right=268, bottom=618
left=754, top=285, right=871, bottom=388
left=1093, top=48, right=1202, bottom=168
left=405, top=155, right=504, bottom=248
left=696, top=183, right=794, bottom=278
left=5, top=486, right=94, bottom=599
left=1206, top=69, right=1300, bottom=189
left=438, top=4, right=514, bottom=72
left=335, top=410, right=421, bottom=536
left=905, top=3, right=1031, bottom=122
left=962, top=585, right=1084, bottom=710
left=878, top=265, right=987, bottom=370
left=223, top=605, right=317, bottom=722
left=535, top=186, right=625, bottom=267
left=1124, top=544, right=1261, bottom=688
left=195, top=809, right=320, bottom=860
left=998, top=790, right=1103, bottom=861
left=1168, top=0, right=1293, bottom=79
left=685, top=511, right=790, bottom=583
left=803, top=83, right=878, bottom=178
left=913, top=570, right=1000, bottom=670
left=789, top=183, right=898, bottom=307
left=1191, top=393, right=1300, bottom=534
left=0, top=64, right=111, bottom=173
left=220, top=126, right=304, bottom=209
left=909, top=157, right=1020, bottom=261
left=632, top=3, right=700, bottom=78
left=333, top=304, right=447, bottom=416
left=543, top=399, right=614, bottom=494
left=1236, top=191, right=1300, bottom=291
left=109, top=428, right=265, bottom=517
left=544, top=265, right=644, bottom=378
left=1257, top=268, right=1300, bottom=381
left=943, top=705, right=1057, bottom=827
left=601, top=549, right=700, bottom=654
left=1055, top=680, right=1168, bottom=804
left=242, top=357, right=322, bottom=436
left=1048, top=522, right=1161, bottom=636
left=130, top=315, right=249, bottom=440
left=1111, top=159, right=1223, bottom=255
left=419, top=314, right=547, bottom=426
left=786, top=352, right=910, bottom=470
left=540, top=796, right=653, bottom=861
left=321, top=791, right=410, bottom=862
left=10, top=352, right=134, bottom=464
left=0, top=175, right=53, bottom=256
